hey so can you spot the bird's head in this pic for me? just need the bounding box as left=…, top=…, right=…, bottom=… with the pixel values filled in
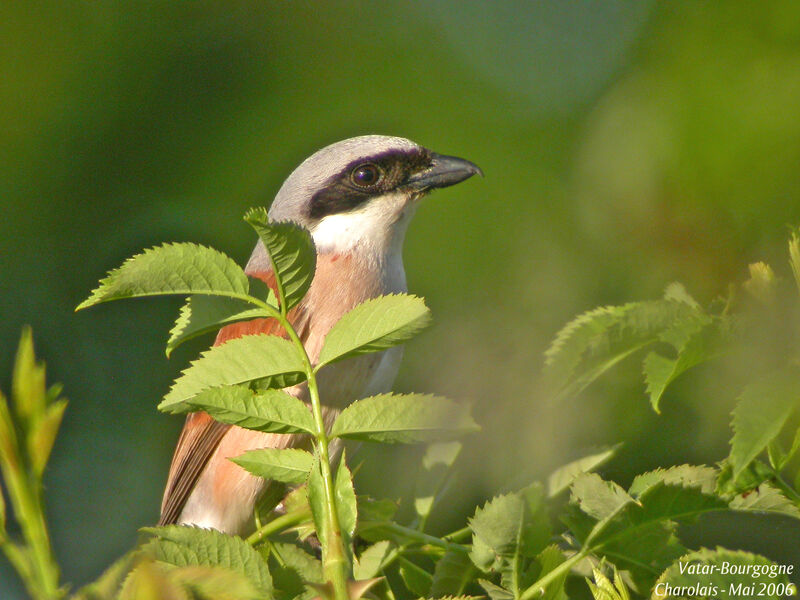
left=267, top=135, right=482, bottom=255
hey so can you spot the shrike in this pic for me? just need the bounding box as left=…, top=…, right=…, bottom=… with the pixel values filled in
left=158, top=135, right=482, bottom=534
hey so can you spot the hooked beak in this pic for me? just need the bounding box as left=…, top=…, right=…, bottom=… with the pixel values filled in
left=406, top=152, right=483, bottom=192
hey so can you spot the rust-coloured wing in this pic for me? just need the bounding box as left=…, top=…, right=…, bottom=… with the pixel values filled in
left=158, top=270, right=310, bottom=526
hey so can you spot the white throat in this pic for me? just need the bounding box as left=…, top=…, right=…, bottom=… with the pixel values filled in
left=310, top=191, right=416, bottom=259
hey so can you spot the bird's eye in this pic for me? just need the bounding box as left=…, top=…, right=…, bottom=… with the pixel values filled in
left=351, top=163, right=381, bottom=187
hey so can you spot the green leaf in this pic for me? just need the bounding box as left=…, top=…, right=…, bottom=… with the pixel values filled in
left=306, top=456, right=327, bottom=550
left=244, top=207, right=316, bottom=311
left=330, top=393, right=478, bottom=443
left=469, top=534, right=499, bottom=572
left=270, top=542, right=322, bottom=600
left=415, top=441, right=462, bottom=520
left=317, top=294, right=432, bottom=367
left=543, top=299, right=705, bottom=401
left=353, top=541, right=391, bottom=580
left=629, top=465, right=718, bottom=497
left=185, top=385, right=315, bottom=433
left=281, top=485, right=316, bottom=542
left=354, top=498, right=401, bottom=545
left=0, top=463, right=5, bottom=534
left=663, top=282, right=699, bottom=308
left=72, top=552, right=136, bottom=600
left=543, top=304, right=637, bottom=392
left=729, top=370, right=800, bottom=481
left=398, top=557, right=433, bottom=597
left=118, top=559, right=189, bottom=600
left=478, top=579, right=514, bottom=600
left=171, top=565, right=264, bottom=600
left=786, top=426, right=800, bottom=466
left=159, top=334, right=306, bottom=413
left=335, top=451, right=357, bottom=546
left=0, top=390, right=18, bottom=474
left=77, top=243, right=251, bottom=310
left=654, top=547, right=794, bottom=599
left=743, top=262, right=778, bottom=306
left=272, top=542, right=322, bottom=582
left=27, top=398, right=67, bottom=477
left=230, top=448, right=314, bottom=484
left=470, top=493, right=527, bottom=559
left=643, top=321, right=725, bottom=413
left=593, top=481, right=727, bottom=544
left=547, top=446, right=618, bottom=498
left=729, top=483, right=800, bottom=519
left=715, top=459, right=774, bottom=497
left=570, top=473, right=634, bottom=520
left=357, top=496, right=398, bottom=523
left=469, top=486, right=550, bottom=595
left=141, top=525, right=272, bottom=596
left=430, top=550, right=476, bottom=597
left=12, top=326, right=47, bottom=425
left=789, top=227, right=800, bottom=298
left=587, top=566, right=629, bottom=600
left=519, top=484, right=552, bottom=557
left=535, top=545, right=568, bottom=600
left=569, top=477, right=729, bottom=592
left=166, top=295, right=273, bottom=357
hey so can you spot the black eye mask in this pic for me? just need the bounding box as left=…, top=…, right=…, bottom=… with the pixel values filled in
left=308, top=148, right=432, bottom=220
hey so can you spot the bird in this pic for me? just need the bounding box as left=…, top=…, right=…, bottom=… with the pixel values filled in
left=158, top=135, right=482, bottom=534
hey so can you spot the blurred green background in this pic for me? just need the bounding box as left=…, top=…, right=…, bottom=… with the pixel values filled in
left=3, top=1, right=800, bottom=595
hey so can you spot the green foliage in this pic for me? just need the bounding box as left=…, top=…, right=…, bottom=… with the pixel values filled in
left=543, top=284, right=729, bottom=411
left=642, top=318, right=724, bottom=413
left=8, top=214, right=800, bottom=599
left=159, top=335, right=306, bottom=413
left=468, top=486, right=552, bottom=600
left=244, top=208, right=316, bottom=313
left=728, top=370, right=800, bottom=481
left=628, top=465, right=718, bottom=497
left=185, top=385, right=315, bottom=434
left=142, top=526, right=272, bottom=596
left=71, top=553, right=135, bottom=600
left=330, top=393, right=479, bottom=443
left=306, top=456, right=329, bottom=553
left=317, top=294, right=432, bottom=367
left=352, top=542, right=390, bottom=580
left=0, top=329, right=64, bottom=599
left=398, top=557, right=433, bottom=597
left=728, top=483, right=800, bottom=519
left=166, top=296, right=272, bottom=357
left=230, top=449, right=315, bottom=485
left=547, top=446, right=619, bottom=497
left=430, top=550, right=475, bottom=598
left=789, top=228, right=800, bottom=297
left=587, top=566, right=629, bottom=600
left=414, top=441, right=462, bottom=523
left=76, top=243, right=250, bottom=309
left=270, top=542, right=322, bottom=600
left=334, top=452, right=358, bottom=545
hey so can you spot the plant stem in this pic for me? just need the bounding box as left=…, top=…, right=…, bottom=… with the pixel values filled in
left=772, top=472, right=800, bottom=503
left=365, top=521, right=469, bottom=555
left=244, top=287, right=350, bottom=597
left=246, top=507, right=312, bottom=546
left=273, top=307, right=350, bottom=600
left=1, top=471, right=61, bottom=598
left=442, top=526, right=471, bottom=542
left=19, top=484, right=60, bottom=599
left=519, top=549, right=586, bottom=600
left=0, top=407, right=61, bottom=598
